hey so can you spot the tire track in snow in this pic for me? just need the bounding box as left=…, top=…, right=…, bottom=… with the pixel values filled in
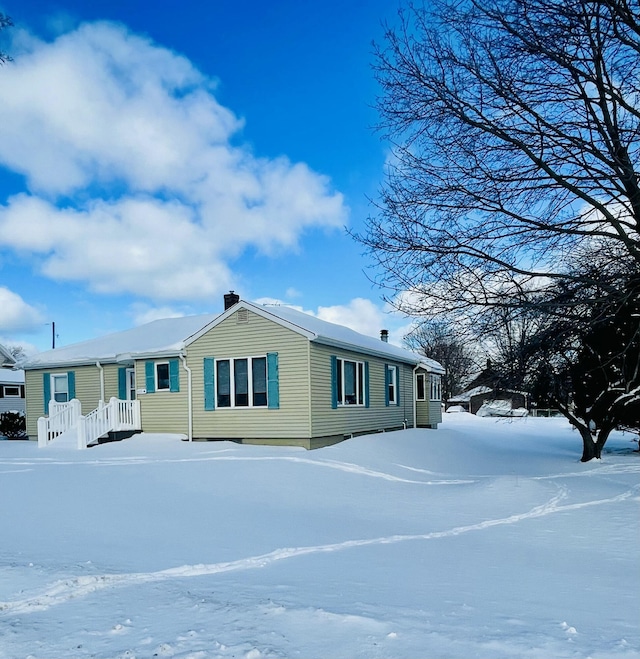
left=0, top=454, right=473, bottom=485
left=2, top=484, right=637, bottom=615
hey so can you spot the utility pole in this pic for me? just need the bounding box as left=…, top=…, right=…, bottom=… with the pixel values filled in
left=52, top=321, right=56, bottom=349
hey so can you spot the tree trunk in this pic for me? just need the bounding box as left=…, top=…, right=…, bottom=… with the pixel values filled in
left=578, top=425, right=613, bottom=462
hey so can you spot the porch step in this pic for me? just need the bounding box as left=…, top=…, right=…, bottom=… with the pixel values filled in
left=97, top=429, right=141, bottom=445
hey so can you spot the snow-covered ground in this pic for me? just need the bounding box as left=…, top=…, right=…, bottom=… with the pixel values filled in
left=0, top=414, right=638, bottom=659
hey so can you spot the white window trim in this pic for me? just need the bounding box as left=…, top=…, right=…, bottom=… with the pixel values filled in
left=430, top=374, right=442, bottom=401
left=126, top=368, right=136, bottom=401
left=416, top=373, right=427, bottom=401
left=215, top=355, right=268, bottom=409
left=387, top=364, right=398, bottom=405
left=51, top=373, right=69, bottom=403
left=336, top=358, right=366, bottom=407
left=3, top=385, right=21, bottom=397
left=155, top=361, right=171, bottom=391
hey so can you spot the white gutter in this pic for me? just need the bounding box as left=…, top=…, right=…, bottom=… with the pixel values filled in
left=96, top=361, right=105, bottom=403
left=180, top=354, right=193, bottom=442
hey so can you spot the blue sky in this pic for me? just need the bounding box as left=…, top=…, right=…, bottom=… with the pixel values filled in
left=0, top=0, right=414, bottom=354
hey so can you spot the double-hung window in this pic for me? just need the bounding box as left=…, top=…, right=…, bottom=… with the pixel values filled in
left=216, top=356, right=268, bottom=408
left=430, top=374, right=442, bottom=401
left=51, top=374, right=69, bottom=403
left=416, top=373, right=426, bottom=401
left=335, top=358, right=365, bottom=406
left=386, top=364, right=398, bottom=405
left=155, top=362, right=170, bottom=391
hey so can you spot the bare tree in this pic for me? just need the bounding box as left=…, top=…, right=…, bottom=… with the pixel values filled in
left=404, top=320, right=477, bottom=400
left=0, top=13, right=12, bottom=64
left=361, top=0, right=640, bottom=459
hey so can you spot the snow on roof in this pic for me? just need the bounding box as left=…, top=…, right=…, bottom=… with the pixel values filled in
left=243, top=302, right=445, bottom=373
left=20, top=300, right=445, bottom=374
left=21, top=314, right=217, bottom=369
left=0, top=343, right=16, bottom=367
left=448, top=385, right=529, bottom=403
left=0, top=368, right=24, bottom=383
left=448, top=386, right=493, bottom=403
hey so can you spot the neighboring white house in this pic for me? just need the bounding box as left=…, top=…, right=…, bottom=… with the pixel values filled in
left=0, top=344, right=25, bottom=415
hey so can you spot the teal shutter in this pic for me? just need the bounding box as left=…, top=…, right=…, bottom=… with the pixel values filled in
left=330, top=356, right=338, bottom=409
left=267, top=352, right=280, bottom=409
left=364, top=361, right=370, bottom=408
left=169, top=359, right=180, bottom=392
left=204, top=357, right=215, bottom=410
left=118, top=367, right=127, bottom=399
left=396, top=366, right=401, bottom=406
left=384, top=364, right=390, bottom=406
left=145, top=361, right=155, bottom=393
left=67, top=371, right=76, bottom=400
left=43, top=373, right=51, bottom=413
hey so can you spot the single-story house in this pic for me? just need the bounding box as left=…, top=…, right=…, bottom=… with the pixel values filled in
left=447, top=385, right=528, bottom=415
left=22, top=296, right=444, bottom=449
left=0, top=344, right=25, bottom=415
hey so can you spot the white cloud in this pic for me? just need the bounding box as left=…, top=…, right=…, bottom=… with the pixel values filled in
left=0, top=287, right=44, bottom=333
left=316, top=298, right=390, bottom=338
left=0, top=22, right=347, bottom=302
left=128, top=303, right=189, bottom=327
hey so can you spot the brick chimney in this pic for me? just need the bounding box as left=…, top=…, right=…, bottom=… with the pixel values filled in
left=224, top=291, right=240, bottom=310
left=380, top=329, right=389, bottom=343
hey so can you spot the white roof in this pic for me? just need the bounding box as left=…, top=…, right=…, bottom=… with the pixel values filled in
left=237, top=302, right=444, bottom=372
left=22, top=314, right=216, bottom=369
left=0, top=343, right=16, bottom=367
left=21, top=301, right=445, bottom=374
left=448, top=386, right=493, bottom=403
left=0, top=368, right=24, bottom=383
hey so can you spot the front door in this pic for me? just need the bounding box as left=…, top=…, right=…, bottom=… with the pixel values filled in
left=126, top=368, right=136, bottom=400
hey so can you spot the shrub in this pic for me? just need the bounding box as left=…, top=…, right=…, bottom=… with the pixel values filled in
left=0, top=411, right=27, bottom=439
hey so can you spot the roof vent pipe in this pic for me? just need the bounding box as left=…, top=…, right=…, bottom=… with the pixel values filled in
left=224, top=291, right=240, bottom=310
left=380, top=329, right=389, bottom=343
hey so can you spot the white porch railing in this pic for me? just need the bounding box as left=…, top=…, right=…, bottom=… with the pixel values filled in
left=38, top=397, right=141, bottom=449
left=37, top=399, right=82, bottom=448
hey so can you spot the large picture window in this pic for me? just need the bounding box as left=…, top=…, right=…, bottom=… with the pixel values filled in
left=216, top=356, right=269, bottom=408
left=335, top=358, right=366, bottom=406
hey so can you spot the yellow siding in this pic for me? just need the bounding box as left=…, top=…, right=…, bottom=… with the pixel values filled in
left=310, top=344, right=415, bottom=438
left=415, top=369, right=443, bottom=428
left=135, top=360, right=189, bottom=434
left=25, top=364, right=116, bottom=439
left=186, top=309, right=311, bottom=440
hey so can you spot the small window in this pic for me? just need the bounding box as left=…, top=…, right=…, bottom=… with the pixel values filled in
left=430, top=374, right=442, bottom=401
left=416, top=373, right=426, bottom=401
left=3, top=385, right=20, bottom=397
left=52, top=374, right=69, bottom=403
left=156, top=362, right=170, bottom=390
left=387, top=365, right=398, bottom=405
left=234, top=358, right=249, bottom=406
left=252, top=357, right=267, bottom=406
left=217, top=359, right=231, bottom=407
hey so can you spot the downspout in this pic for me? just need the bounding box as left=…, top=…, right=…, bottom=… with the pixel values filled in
left=96, top=361, right=105, bottom=404
left=180, top=354, right=193, bottom=442
left=412, top=365, right=419, bottom=429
